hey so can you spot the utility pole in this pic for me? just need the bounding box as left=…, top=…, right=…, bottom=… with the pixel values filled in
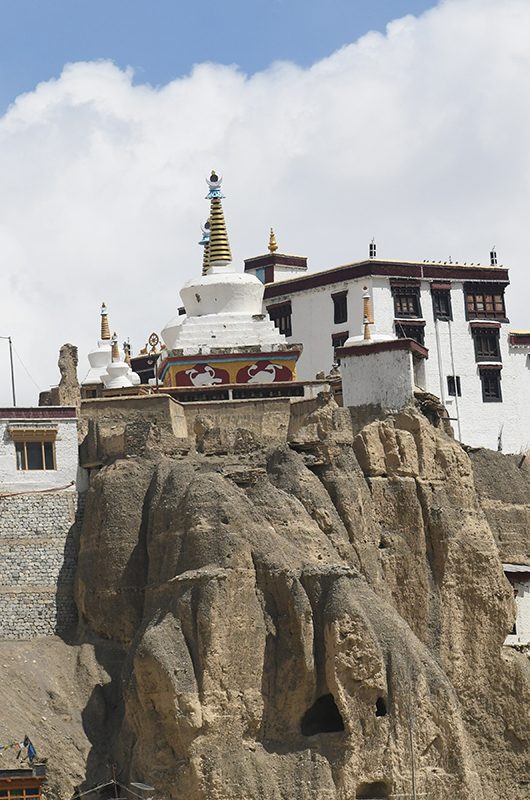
left=0, top=336, right=16, bottom=406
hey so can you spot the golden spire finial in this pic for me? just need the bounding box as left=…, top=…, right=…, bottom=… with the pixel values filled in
left=268, top=228, right=278, bottom=253
left=111, top=332, right=120, bottom=362
left=205, top=171, right=232, bottom=267
left=101, top=302, right=111, bottom=341
left=363, top=287, right=372, bottom=341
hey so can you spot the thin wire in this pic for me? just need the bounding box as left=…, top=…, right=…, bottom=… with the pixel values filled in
left=12, top=345, right=42, bottom=392
left=69, top=780, right=114, bottom=799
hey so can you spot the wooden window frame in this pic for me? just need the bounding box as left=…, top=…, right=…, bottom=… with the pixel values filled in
left=15, top=440, right=56, bottom=471
left=267, top=301, right=292, bottom=337
left=447, top=375, right=461, bottom=396
left=464, top=284, right=507, bottom=321
left=480, top=369, right=503, bottom=402
left=332, top=291, right=348, bottom=325
left=395, top=321, right=425, bottom=346
left=432, top=289, right=453, bottom=321
left=391, top=285, right=422, bottom=318
left=472, top=327, right=501, bottom=362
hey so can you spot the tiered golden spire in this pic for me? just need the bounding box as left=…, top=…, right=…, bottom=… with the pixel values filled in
left=101, top=302, right=111, bottom=341
left=200, top=218, right=211, bottom=276
left=268, top=228, right=278, bottom=253
left=111, top=332, right=120, bottom=362
left=206, top=171, right=232, bottom=266
left=362, top=287, right=372, bottom=341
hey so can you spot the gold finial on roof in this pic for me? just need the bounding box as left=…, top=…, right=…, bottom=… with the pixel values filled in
left=362, top=287, right=372, bottom=341
left=111, top=332, right=120, bottom=362
left=205, top=171, right=232, bottom=267
left=268, top=228, right=278, bottom=253
left=101, top=302, right=111, bottom=341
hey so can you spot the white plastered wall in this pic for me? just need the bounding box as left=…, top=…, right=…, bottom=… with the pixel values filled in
left=341, top=347, right=415, bottom=410
left=270, top=272, right=530, bottom=453
left=504, top=571, right=530, bottom=646
left=0, top=418, right=81, bottom=492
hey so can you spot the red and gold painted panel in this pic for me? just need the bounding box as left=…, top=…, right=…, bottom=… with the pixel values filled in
left=158, top=351, right=299, bottom=388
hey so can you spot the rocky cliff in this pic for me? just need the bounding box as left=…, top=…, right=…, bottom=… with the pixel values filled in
left=1, top=397, right=529, bottom=799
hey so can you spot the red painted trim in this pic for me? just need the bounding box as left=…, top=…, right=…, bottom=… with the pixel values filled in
left=469, top=321, right=501, bottom=330
left=394, top=318, right=426, bottom=327
left=431, top=282, right=451, bottom=290
left=337, top=337, right=428, bottom=360
left=478, top=363, right=503, bottom=371
left=266, top=300, right=292, bottom=312
left=263, top=260, right=510, bottom=299
left=244, top=253, right=307, bottom=270
left=509, top=333, right=530, bottom=346
left=0, top=407, right=77, bottom=419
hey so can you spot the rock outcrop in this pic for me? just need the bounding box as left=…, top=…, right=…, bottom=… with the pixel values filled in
left=0, top=394, right=528, bottom=799
left=68, top=402, right=530, bottom=799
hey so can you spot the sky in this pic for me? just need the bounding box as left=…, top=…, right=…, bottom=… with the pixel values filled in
left=0, top=0, right=529, bottom=404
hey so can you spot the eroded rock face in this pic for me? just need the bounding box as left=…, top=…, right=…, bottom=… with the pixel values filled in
left=72, top=408, right=529, bottom=800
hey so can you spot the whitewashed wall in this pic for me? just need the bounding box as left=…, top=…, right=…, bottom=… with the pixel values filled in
left=267, top=274, right=530, bottom=453
left=0, top=417, right=80, bottom=492
left=341, top=346, right=415, bottom=410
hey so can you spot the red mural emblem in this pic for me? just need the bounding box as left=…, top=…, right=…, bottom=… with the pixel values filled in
left=175, top=363, right=230, bottom=387
left=236, top=360, right=293, bottom=384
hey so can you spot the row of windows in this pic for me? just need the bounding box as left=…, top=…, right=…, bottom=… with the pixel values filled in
left=267, top=283, right=507, bottom=339
left=446, top=372, right=502, bottom=402
left=0, top=789, right=41, bottom=798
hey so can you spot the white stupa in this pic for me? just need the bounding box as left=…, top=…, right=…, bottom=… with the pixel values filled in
left=101, top=333, right=140, bottom=389
left=158, top=172, right=301, bottom=388
left=82, top=303, right=113, bottom=385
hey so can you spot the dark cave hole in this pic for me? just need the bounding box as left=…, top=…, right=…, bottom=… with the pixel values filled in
left=375, top=697, right=387, bottom=717
left=300, top=693, right=345, bottom=736
left=356, top=781, right=389, bottom=799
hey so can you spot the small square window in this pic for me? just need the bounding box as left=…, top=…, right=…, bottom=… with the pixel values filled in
left=332, top=292, right=348, bottom=324
left=480, top=370, right=502, bottom=402
left=447, top=375, right=461, bottom=396
left=392, top=285, right=421, bottom=318
left=331, top=331, right=349, bottom=364
left=15, top=440, right=56, bottom=471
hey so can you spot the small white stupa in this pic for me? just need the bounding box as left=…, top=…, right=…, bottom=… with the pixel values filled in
left=101, top=333, right=140, bottom=389
left=82, top=303, right=113, bottom=385
left=159, top=171, right=301, bottom=388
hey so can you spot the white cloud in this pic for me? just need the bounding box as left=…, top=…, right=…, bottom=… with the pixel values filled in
left=0, top=0, right=529, bottom=404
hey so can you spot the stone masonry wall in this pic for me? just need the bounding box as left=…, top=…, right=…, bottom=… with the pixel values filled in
left=0, top=489, right=81, bottom=639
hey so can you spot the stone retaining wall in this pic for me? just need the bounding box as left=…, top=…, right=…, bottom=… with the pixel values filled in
left=0, top=490, right=82, bottom=639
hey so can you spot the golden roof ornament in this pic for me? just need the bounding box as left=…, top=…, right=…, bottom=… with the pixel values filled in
left=100, top=302, right=111, bottom=341
left=111, top=332, right=120, bottom=362
left=268, top=228, right=278, bottom=253
left=205, top=170, right=232, bottom=267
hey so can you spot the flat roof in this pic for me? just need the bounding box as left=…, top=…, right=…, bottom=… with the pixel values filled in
left=263, top=258, right=510, bottom=299
left=0, top=407, right=76, bottom=419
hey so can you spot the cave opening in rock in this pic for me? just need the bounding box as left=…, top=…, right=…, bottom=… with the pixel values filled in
left=300, top=693, right=345, bottom=736
left=356, top=780, right=389, bottom=799
left=375, top=697, right=387, bottom=717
